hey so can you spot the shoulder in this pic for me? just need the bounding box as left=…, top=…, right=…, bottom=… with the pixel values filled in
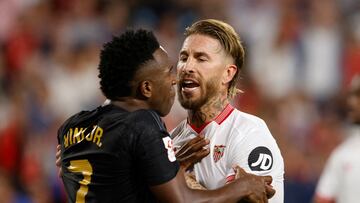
left=230, top=110, right=271, bottom=137
left=229, top=110, right=284, bottom=172
left=329, top=137, right=356, bottom=161
left=127, top=109, right=167, bottom=132
left=58, top=109, right=96, bottom=135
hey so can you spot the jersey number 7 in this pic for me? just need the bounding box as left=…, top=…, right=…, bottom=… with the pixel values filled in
left=67, top=160, right=93, bottom=203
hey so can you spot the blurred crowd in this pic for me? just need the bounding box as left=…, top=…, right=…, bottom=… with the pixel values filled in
left=0, top=0, right=359, bottom=202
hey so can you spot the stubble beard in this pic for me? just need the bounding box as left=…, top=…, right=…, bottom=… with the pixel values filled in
left=178, top=78, right=219, bottom=110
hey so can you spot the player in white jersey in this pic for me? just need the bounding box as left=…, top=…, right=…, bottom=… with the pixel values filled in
left=173, top=19, right=284, bottom=203
left=54, top=21, right=277, bottom=202
left=315, top=75, right=360, bottom=203
left=171, top=105, right=284, bottom=202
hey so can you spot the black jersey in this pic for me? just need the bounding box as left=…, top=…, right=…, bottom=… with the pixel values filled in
left=57, top=104, right=179, bottom=203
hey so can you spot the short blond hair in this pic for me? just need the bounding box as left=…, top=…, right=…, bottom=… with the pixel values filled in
left=185, top=19, right=245, bottom=98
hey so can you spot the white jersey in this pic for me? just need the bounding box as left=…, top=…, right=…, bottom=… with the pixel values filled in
left=171, top=104, right=284, bottom=203
left=315, top=126, right=360, bottom=203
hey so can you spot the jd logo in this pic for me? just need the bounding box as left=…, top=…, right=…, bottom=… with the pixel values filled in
left=248, top=147, right=273, bottom=171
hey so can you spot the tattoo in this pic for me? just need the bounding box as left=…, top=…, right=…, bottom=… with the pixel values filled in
left=189, top=111, right=207, bottom=127
left=188, top=90, right=229, bottom=128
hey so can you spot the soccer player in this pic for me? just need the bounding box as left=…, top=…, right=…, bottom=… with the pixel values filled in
left=171, top=19, right=284, bottom=203
left=57, top=29, right=275, bottom=203
left=314, top=75, right=360, bottom=203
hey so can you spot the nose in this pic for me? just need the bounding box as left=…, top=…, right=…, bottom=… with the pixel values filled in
left=178, top=58, right=195, bottom=74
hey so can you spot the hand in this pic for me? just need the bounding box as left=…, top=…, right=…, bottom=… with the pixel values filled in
left=56, top=145, right=62, bottom=177
left=175, top=134, right=210, bottom=171
left=232, top=165, right=276, bottom=203
left=234, top=166, right=275, bottom=200
left=184, top=172, right=206, bottom=190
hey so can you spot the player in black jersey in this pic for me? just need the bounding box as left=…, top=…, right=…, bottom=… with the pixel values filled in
left=57, top=29, right=275, bottom=203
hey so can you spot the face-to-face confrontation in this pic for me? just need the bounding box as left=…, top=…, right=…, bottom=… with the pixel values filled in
left=177, top=34, right=235, bottom=110
left=136, top=47, right=176, bottom=116
left=151, top=47, right=177, bottom=116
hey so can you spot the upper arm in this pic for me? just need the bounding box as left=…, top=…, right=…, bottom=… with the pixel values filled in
left=135, top=129, right=179, bottom=186
left=228, top=123, right=284, bottom=203
left=150, top=169, right=190, bottom=203
left=132, top=110, right=180, bottom=186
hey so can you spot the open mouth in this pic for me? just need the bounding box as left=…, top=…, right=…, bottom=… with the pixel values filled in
left=181, top=79, right=200, bottom=92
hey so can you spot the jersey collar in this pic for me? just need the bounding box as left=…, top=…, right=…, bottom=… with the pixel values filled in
left=188, top=104, right=234, bottom=134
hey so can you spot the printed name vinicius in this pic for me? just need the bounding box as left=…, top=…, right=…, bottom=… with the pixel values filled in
left=63, top=125, right=103, bottom=148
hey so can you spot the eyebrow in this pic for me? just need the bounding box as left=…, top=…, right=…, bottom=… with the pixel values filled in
left=179, top=50, right=210, bottom=58
left=179, top=50, right=188, bottom=56
left=194, top=52, right=210, bottom=58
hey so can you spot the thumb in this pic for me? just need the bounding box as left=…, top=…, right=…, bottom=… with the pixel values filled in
left=232, top=165, right=246, bottom=179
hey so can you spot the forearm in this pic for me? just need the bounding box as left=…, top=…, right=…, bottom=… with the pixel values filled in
left=186, top=181, right=249, bottom=203
left=151, top=168, right=249, bottom=203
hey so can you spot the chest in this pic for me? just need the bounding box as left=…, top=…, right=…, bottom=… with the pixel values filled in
left=174, top=123, right=238, bottom=189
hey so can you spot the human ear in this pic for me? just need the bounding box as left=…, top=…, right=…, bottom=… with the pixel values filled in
left=139, top=80, right=152, bottom=98
left=222, top=64, right=237, bottom=84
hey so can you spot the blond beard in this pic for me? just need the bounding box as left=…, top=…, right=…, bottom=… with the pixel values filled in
left=178, top=77, right=220, bottom=110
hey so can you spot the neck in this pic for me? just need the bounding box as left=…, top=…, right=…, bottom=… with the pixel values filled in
left=111, top=98, right=150, bottom=112
left=187, top=93, right=229, bottom=128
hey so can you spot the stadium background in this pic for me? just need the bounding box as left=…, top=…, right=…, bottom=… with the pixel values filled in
left=0, top=0, right=359, bottom=202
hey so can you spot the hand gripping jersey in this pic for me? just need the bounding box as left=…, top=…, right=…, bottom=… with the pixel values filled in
left=316, top=126, right=360, bottom=203
left=171, top=104, right=284, bottom=203
left=58, top=104, right=179, bottom=203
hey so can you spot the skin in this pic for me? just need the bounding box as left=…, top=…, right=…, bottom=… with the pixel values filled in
left=57, top=46, right=275, bottom=203
left=129, top=47, right=176, bottom=117
left=177, top=34, right=237, bottom=127
left=145, top=47, right=274, bottom=202
left=175, top=134, right=210, bottom=170
left=176, top=32, right=277, bottom=199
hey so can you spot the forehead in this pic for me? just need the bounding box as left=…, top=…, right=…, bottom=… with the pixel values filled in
left=181, top=34, right=223, bottom=55
left=152, top=47, right=171, bottom=69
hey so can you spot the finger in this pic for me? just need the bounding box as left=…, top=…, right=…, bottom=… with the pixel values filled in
left=187, top=134, right=208, bottom=148
left=265, top=185, right=276, bottom=199
left=233, top=165, right=246, bottom=179
left=176, top=136, right=203, bottom=155
left=189, top=138, right=209, bottom=152
left=55, top=150, right=61, bottom=167
left=187, top=135, right=204, bottom=145
left=180, top=147, right=209, bottom=164
left=176, top=142, right=192, bottom=158
left=176, top=137, right=208, bottom=158
left=262, top=175, right=273, bottom=185
left=193, top=148, right=210, bottom=160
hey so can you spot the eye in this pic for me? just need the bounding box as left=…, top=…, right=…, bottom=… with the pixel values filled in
left=179, top=55, right=188, bottom=62
left=197, top=57, right=207, bottom=62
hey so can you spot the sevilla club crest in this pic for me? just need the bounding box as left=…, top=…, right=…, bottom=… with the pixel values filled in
left=213, top=145, right=226, bottom=163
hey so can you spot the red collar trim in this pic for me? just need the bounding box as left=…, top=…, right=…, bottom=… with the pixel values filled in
left=188, top=104, right=234, bottom=134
